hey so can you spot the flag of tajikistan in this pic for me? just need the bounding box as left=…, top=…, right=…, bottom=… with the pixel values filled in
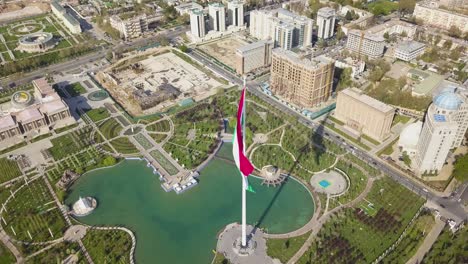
left=232, top=87, right=255, bottom=193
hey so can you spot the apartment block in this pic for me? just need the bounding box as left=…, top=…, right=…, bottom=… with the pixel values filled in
left=235, top=40, right=273, bottom=75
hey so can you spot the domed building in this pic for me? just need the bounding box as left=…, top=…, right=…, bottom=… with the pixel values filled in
left=415, top=87, right=468, bottom=176
left=17, top=32, right=56, bottom=53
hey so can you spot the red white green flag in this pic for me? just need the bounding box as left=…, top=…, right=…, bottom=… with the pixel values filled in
left=232, top=87, right=255, bottom=193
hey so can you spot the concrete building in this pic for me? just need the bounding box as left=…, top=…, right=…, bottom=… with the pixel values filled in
left=413, top=1, right=468, bottom=33
left=110, top=14, right=148, bottom=40
left=335, top=88, right=395, bottom=142
left=0, top=78, right=73, bottom=142
left=249, top=8, right=313, bottom=49
left=17, top=32, right=56, bottom=53
left=317, top=7, right=336, bottom=39
left=270, top=48, right=334, bottom=108
left=334, top=58, right=365, bottom=78
left=394, top=40, right=426, bottom=61
left=175, top=2, right=203, bottom=15
left=340, top=6, right=373, bottom=35
left=398, top=121, right=423, bottom=155
left=190, top=9, right=206, bottom=38
left=227, top=0, right=244, bottom=27
left=415, top=88, right=468, bottom=175
left=208, top=2, right=226, bottom=32
left=366, top=19, right=418, bottom=39
left=346, top=29, right=385, bottom=58
left=51, top=0, right=82, bottom=34
left=235, top=40, right=273, bottom=75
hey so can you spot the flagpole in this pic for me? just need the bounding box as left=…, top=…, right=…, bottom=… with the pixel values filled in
left=241, top=76, right=247, bottom=247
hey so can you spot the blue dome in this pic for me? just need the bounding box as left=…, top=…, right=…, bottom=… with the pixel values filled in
left=433, top=91, right=462, bottom=110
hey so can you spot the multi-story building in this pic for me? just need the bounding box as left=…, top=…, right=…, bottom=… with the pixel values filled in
left=346, top=29, right=385, bottom=58
left=208, top=2, right=226, bottom=32
left=394, top=40, right=426, bottom=61
left=235, top=40, right=273, bottom=75
left=51, top=0, right=82, bottom=34
left=317, top=7, right=336, bottom=39
left=0, top=78, right=73, bottom=142
left=366, top=19, right=418, bottom=39
left=227, top=0, right=244, bottom=27
left=413, top=1, right=468, bottom=33
left=270, top=48, right=334, bottom=108
left=110, top=14, right=148, bottom=40
left=175, top=2, right=203, bottom=15
left=190, top=9, right=206, bottom=38
left=249, top=8, right=313, bottom=50
left=335, top=88, right=395, bottom=142
left=415, top=88, right=468, bottom=175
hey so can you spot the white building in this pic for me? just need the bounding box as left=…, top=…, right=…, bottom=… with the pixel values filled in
left=208, top=2, right=226, bottom=32
left=235, top=40, right=273, bottom=74
left=110, top=14, right=148, bottom=40
left=346, top=29, right=385, bottom=58
left=175, top=2, right=203, bottom=15
left=394, top=40, right=426, bottom=61
left=317, top=7, right=336, bottom=39
left=415, top=88, right=468, bottom=175
left=334, top=58, right=365, bottom=78
left=190, top=9, right=206, bottom=38
left=398, top=121, right=423, bottom=155
left=51, top=0, right=82, bottom=34
left=249, top=8, right=313, bottom=50
left=413, top=1, right=468, bottom=33
left=227, top=0, right=244, bottom=27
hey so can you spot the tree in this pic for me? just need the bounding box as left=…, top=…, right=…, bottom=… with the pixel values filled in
left=102, top=156, right=117, bottom=167
left=156, top=35, right=170, bottom=46
left=345, top=11, right=353, bottom=21
left=179, top=45, right=189, bottom=52
left=398, top=0, right=416, bottom=15
left=383, top=32, right=390, bottom=40
left=452, top=154, right=468, bottom=181
left=443, top=40, right=452, bottom=50
left=448, top=25, right=462, bottom=38
left=336, top=27, right=345, bottom=41
left=176, top=14, right=190, bottom=25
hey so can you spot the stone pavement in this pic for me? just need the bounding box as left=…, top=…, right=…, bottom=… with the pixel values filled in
left=216, top=223, right=280, bottom=264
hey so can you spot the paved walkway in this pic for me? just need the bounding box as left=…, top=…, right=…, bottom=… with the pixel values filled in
left=406, top=218, right=445, bottom=264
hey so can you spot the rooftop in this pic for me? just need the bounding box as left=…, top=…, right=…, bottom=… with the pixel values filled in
left=433, top=89, right=463, bottom=111
left=396, top=40, right=425, bottom=53
left=318, top=7, right=335, bottom=17
left=348, top=29, right=385, bottom=42
left=51, top=0, right=65, bottom=14
left=341, top=88, right=394, bottom=113
left=0, top=115, right=17, bottom=131
left=409, top=69, right=444, bottom=95
left=237, top=40, right=269, bottom=53
left=272, top=48, right=334, bottom=69
left=16, top=107, right=43, bottom=123
left=39, top=99, right=68, bottom=114
left=33, top=78, right=55, bottom=96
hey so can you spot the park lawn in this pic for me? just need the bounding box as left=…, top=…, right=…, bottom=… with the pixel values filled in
left=267, top=232, right=310, bottom=263
left=109, top=137, right=139, bottom=154
left=0, top=158, right=22, bottom=184
left=251, top=145, right=295, bottom=170
left=0, top=240, right=15, bottom=264
left=3, top=179, right=68, bottom=242
left=83, top=229, right=132, bottom=264
left=0, top=43, right=7, bottom=52
left=99, top=119, right=123, bottom=140
left=85, top=107, right=110, bottom=123
left=266, top=127, right=283, bottom=144
left=382, top=211, right=434, bottom=264
left=30, top=133, right=52, bottom=143
left=378, top=138, right=398, bottom=156
left=367, top=0, right=398, bottom=15
left=328, top=161, right=368, bottom=210
left=48, top=126, right=93, bottom=160
left=54, top=123, right=79, bottom=134
left=212, top=252, right=231, bottom=264
left=146, top=119, right=170, bottom=132
left=392, top=115, right=411, bottom=126
left=134, top=133, right=153, bottom=150
left=25, top=241, right=83, bottom=264
left=65, top=82, right=87, bottom=97
left=148, top=133, right=167, bottom=143
left=0, top=142, right=27, bottom=155
left=150, top=149, right=179, bottom=175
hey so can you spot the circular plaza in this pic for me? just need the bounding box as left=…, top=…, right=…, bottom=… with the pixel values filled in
left=11, top=91, right=34, bottom=109
left=310, top=170, right=348, bottom=196
left=10, top=22, right=44, bottom=35
left=17, top=32, right=55, bottom=53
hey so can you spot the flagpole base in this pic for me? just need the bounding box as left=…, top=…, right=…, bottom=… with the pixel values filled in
left=233, top=236, right=256, bottom=256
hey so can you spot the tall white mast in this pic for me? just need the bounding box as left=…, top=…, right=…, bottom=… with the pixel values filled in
left=241, top=76, right=247, bottom=247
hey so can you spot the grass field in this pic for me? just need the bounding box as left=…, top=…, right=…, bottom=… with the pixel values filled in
left=149, top=133, right=167, bottom=143
left=0, top=241, right=15, bottom=264
left=99, top=119, right=123, bottom=140
left=48, top=127, right=93, bottom=160
left=85, top=107, right=110, bottom=123
left=64, top=82, right=87, bottom=97
left=2, top=179, right=67, bottom=242
left=0, top=142, right=27, bottom=155
left=0, top=158, right=22, bottom=184
left=109, top=137, right=139, bottom=154
left=83, top=229, right=132, bottom=264
left=267, top=232, right=310, bottom=263
left=134, top=134, right=153, bottom=150
left=150, top=150, right=178, bottom=175
left=26, top=241, right=83, bottom=263
left=146, top=120, right=170, bottom=133
left=392, top=115, right=411, bottom=127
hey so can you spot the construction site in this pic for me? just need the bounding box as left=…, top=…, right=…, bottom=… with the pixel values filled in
left=96, top=48, right=224, bottom=116
left=0, top=0, right=50, bottom=23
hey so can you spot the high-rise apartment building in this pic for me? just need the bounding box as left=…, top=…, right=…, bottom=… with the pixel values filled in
left=317, top=7, right=336, bottom=39
left=335, top=88, right=395, bottom=141
left=209, top=2, right=226, bottom=32
left=227, top=0, right=244, bottom=27
left=346, top=29, right=385, bottom=58
left=270, top=48, right=334, bottom=108
left=190, top=9, right=206, bottom=38
left=249, top=8, right=313, bottom=50
left=415, top=88, right=468, bottom=175
left=235, top=40, right=273, bottom=75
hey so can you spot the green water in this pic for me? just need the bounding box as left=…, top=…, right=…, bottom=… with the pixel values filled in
left=66, top=146, right=314, bottom=264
